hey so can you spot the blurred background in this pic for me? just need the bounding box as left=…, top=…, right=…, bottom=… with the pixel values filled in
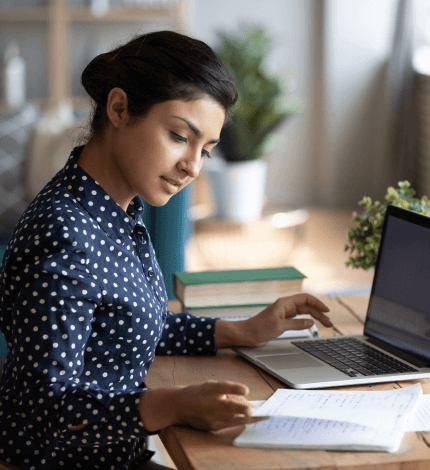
left=1, top=0, right=430, bottom=299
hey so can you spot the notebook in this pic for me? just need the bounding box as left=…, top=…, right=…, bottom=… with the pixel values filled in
left=234, top=204, right=430, bottom=389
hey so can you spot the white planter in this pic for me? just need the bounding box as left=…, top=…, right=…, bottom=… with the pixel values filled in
left=205, top=156, right=268, bottom=222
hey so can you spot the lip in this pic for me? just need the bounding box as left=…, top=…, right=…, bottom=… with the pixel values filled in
left=161, top=176, right=185, bottom=186
left=160, top=176, right=182, bottom=194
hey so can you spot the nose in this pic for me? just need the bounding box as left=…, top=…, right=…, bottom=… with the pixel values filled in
left=179, top=148, right=203, bottom=179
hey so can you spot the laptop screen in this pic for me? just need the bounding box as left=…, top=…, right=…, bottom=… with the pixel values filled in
left=364, top=205, right=430, bottom=364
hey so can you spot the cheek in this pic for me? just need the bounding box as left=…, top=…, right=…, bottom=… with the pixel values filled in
left=142, top=132, right=172, bottom=161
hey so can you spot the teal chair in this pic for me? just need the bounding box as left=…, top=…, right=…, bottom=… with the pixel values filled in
left=141, top=186, right=192, bottom=300
left=0, top=244, right=7, bottom=361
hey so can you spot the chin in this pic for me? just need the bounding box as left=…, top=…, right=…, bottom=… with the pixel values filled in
left=151, top=201, right=170, bottom=207
left=142, top=195, right=172, bottom=207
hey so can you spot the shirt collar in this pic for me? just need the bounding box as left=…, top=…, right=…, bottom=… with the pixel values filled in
left=58, top=145, right=146, bottom=244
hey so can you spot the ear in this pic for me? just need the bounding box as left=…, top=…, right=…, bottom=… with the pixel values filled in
left=106, top=87, right=129, bottom=129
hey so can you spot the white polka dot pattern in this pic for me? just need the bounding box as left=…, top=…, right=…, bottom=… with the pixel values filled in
left=0, top=146, right=217, bottom=469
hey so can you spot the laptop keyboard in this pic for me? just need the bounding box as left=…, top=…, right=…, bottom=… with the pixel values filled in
left=291, top=337, right=418, bottom=377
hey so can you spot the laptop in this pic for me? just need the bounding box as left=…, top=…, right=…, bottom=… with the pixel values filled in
left=234, top=204, right=430, bottom=389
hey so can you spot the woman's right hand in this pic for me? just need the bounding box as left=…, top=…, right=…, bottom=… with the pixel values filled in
left=139, top=381, right=269, bottom=432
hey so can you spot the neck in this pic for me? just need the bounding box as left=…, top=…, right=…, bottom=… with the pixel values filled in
left=77, top=136, right=134, bottom=213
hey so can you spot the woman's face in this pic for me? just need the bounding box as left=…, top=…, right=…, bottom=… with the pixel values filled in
left=109, top=91, right=225, bottom=208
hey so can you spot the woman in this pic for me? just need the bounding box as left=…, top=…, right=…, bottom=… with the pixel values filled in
left=0, top=30, right=332, bottom=469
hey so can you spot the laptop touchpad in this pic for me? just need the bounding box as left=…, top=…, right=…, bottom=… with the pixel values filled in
left=256, top=353, right=325, bottom=370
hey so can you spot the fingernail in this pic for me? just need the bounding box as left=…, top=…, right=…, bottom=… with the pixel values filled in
left=305, top=320, right=313, bottom=327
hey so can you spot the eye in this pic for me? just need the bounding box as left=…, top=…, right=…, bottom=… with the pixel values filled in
left=171, top=132, right=187, bottom=143
left=172, top=131, right=212, bottom=158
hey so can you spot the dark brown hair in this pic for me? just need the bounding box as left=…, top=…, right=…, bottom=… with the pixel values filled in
left=79, top=30, right=238, bottom=143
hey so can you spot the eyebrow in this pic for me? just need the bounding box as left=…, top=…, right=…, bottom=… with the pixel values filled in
left=172, top=116, right=220, bottom=144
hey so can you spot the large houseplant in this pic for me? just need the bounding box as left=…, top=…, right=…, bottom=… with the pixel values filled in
left=205, top=25, right=303, bottom=222
left=345, top=181, right=430, bottom=270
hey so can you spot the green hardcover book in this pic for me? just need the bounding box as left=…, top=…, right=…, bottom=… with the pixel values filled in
left=174, top=267, right=306, bottom=308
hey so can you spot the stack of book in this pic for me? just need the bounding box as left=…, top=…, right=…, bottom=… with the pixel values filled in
left=174, top=266, right=307, bottom=321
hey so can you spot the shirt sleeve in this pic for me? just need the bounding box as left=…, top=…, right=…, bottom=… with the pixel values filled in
left=155, top=311, right=218, bottom=356
left=1, top=226, right=153, bottom=448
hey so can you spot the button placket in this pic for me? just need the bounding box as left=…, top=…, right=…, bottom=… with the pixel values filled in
left=134, top=226, right=166, bottom=308
left=134, top=226, right=152, bottom=276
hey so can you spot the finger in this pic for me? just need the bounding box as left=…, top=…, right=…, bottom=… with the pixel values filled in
left=281, top=318, right=315, bottom=331
left=211, top=415, right=270, bottom=431
left=305, top=294, right=330, bottom=312
left=311, top=310, right=332, bottom=327
left=215, top=393, right=254, bottom=411
left=293, top=306, right=333, bottom=327
left=221, top=399, right=255, bottom=418
left=236, top=416, right=271, bottom=425
left=284, top=293, right=330, bottom=312
left=205, top=381, right=249, bottom=397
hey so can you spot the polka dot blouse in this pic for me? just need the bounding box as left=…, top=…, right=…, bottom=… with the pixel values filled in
left=0, top=145, right=217, bottom=469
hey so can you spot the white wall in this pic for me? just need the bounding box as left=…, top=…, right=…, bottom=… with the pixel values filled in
left=318, top=0, right=398, bottom=207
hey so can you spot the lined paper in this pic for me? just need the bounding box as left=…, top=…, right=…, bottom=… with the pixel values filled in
left=252, top=384, right=422, bottom=430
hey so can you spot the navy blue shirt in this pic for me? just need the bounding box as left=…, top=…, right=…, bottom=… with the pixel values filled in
left=0, top=145, right=217, bottom=469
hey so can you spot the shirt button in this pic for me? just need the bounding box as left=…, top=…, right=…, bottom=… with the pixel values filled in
left=148, top=270, right=154, bottom=277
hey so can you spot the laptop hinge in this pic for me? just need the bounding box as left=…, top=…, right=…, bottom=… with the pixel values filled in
left=366, top=336, right=429, bottom=368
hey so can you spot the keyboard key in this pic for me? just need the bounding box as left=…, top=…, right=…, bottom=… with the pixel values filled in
left=354, top=368, right=374, bottom=376
left=292, top=338, right=419, bottom=377
left=344, top=371, right=358, bottom=377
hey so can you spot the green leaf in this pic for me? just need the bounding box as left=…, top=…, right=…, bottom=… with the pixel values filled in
left=216, top=24, right=303, bottom=161
left=346, top=180, right=429, bottom=270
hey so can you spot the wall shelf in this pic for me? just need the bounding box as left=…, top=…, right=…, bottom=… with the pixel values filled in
left=71, top=5, right=183, bottom=22
left=0, top=0, right=189, bottom=109
left=0, top=7, right=49, bottom=22
left=0, top=5, right=183, bottom=23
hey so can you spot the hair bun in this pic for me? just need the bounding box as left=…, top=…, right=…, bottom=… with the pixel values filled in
left=81, top=54, right=116, bottom=104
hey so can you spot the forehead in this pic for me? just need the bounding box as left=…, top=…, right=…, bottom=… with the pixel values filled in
left=153, top=98, right=225, bottom=129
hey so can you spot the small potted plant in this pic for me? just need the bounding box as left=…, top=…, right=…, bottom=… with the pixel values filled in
left=205, top=24, right=303, bottom=222
left=345, top=181, right=430, bottom=270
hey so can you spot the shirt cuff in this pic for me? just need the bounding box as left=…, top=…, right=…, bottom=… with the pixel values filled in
left=156, top=313, right=217, bottom=356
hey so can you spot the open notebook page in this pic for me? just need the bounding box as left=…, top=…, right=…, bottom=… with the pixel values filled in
left=252, top=384, right=422, bottom=430
left=234, top=415, right=406, bottom=452
left=406, top=394, right=430, bottom=431
left=236, top=385, right=422, bottom=452
left=251, top=388, right=430, bottom=433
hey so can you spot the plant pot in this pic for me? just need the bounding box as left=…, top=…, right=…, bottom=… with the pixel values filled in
left=205, top=155, right=268, bottom=222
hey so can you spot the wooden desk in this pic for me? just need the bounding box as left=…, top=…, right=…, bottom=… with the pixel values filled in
left=146, top=296, right=430, bottom=470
